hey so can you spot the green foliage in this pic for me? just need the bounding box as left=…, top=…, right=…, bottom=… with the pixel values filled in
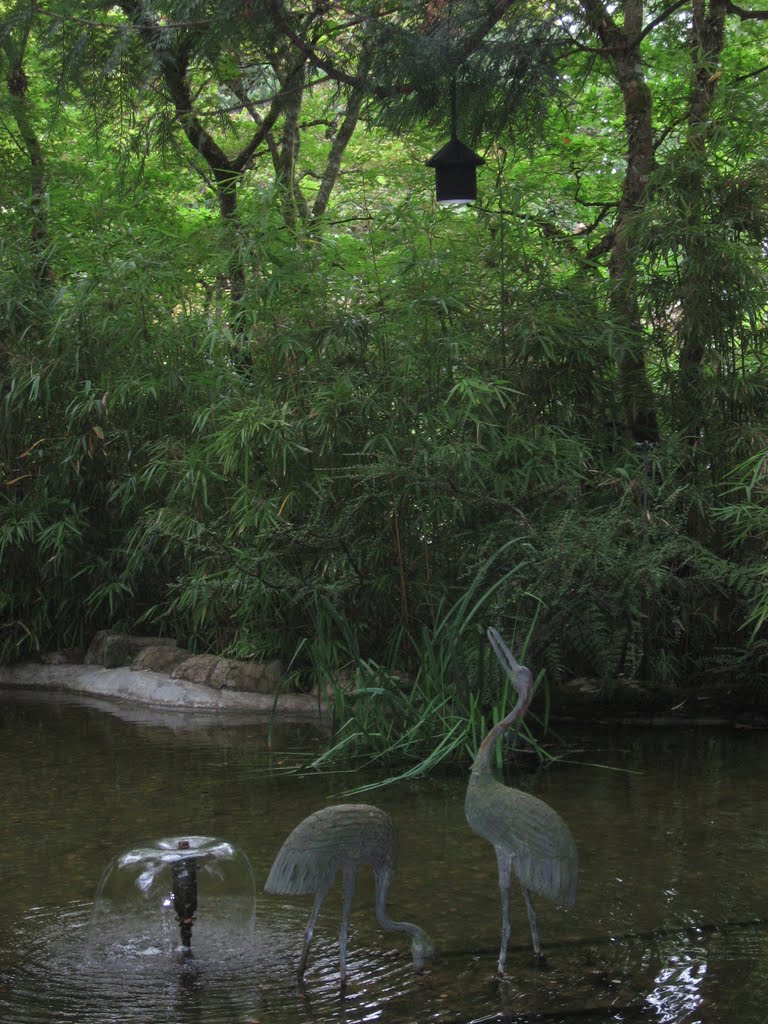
left=1, top=0, right=767, bottom=776
left=716, top=449, right=768, bottom=639
left=292, top=542, right=547, bottom=789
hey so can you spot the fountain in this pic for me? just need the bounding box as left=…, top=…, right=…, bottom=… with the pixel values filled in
left=0, top=833, right=303, bottom=1023
left=88, top=835, right=256, bottom=963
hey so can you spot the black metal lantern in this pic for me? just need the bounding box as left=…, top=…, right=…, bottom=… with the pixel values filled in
left=426, top=80, right=484, bottom=206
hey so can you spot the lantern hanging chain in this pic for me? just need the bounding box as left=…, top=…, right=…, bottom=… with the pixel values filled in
left=448, top=0, right=458, bottom=140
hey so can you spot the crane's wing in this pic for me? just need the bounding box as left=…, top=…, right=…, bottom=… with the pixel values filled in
left=466, top=781, right=578, bottom=907
left=265, top=804, right=396, bottom=895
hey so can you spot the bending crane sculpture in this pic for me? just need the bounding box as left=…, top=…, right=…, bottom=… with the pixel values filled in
left=265, top=803, right=434, bottom=987
left=465, top=628, right=578, bottom=973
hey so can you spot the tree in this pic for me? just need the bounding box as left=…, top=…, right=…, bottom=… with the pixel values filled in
left=0, top=0, right=766, bottom=709
left=0, top=2, right=51, bottom=283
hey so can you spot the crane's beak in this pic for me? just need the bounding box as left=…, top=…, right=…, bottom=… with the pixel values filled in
left=487, top=627, right=523, bottom=677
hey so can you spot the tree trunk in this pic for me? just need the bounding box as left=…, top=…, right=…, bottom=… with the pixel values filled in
left=274, top=62, right=309, bottom=230
left=678, top=0, right=727, bottom=439
left=117, top=0, right=282, bottom=311
left=311, top=52, right=372, bottom=223
left=611, top=64, right=658, bottom=443
left=580, top=0, right=659, bottom=442
left=6, top=60, right=51, bottom=284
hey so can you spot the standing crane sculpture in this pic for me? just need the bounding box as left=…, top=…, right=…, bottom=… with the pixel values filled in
left=264, top=803, right=434, bottom=987
left=465, top=628, right=578, bottom=974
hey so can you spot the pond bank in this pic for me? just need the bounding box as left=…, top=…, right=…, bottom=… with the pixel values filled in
left=0, top=629, right=329, bottom=720
left=2, top=628, right=766, bottom=729
left=0, top=661, right=328, bottom=719
left=550, top=676, right=768, bottom=729
left=2, top=659, right=766, bottom=730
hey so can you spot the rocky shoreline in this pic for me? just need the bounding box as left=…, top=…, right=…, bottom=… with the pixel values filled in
left=0, top=630, right=328, bottom=720
left=2, top=630, right=766, bottom=729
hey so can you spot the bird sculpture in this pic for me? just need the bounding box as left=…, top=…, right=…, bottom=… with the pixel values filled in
left=465, top=627, right=578, bottom=973
left=264, top=803, right=434, bottom=986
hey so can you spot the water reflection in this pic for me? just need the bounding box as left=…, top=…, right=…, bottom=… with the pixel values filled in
left=2, top=688, right=768, bottom=1023
left=646, top=943, right=707, bottom=1023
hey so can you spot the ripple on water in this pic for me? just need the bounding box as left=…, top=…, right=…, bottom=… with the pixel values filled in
left=0, top=900, right=445, bottom=1024
left=5, top=901, right=768, bottom=1024
left=0, top=901, right=268, bottom=1024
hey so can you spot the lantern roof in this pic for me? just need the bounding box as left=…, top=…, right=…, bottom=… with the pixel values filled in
left=425, top=137, right=485, bottom=169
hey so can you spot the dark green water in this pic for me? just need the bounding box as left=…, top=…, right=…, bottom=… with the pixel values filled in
left=2, top=686, right=767, bottom=1024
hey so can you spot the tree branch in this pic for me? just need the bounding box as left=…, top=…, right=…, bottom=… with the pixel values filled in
left=311, top=49, right=371, bottom=221
left=265, top=0, right=364, bottom=89
left=638, top=0, right=690, bottom=41
left=36, top=5, right=212, bottom=31
left=266, top=0, right=519, bottom=96
left=734, top=61, right=768, bottom=81
left=723, top=0, right=768, bottom=17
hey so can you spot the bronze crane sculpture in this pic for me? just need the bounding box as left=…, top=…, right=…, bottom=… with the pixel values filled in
left=465, top=628, right=578, bottom=973
left=265, top=803, right=434, bottom=987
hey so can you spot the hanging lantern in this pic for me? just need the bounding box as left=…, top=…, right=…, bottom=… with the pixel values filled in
left=426, top=78, right=485, bottom=206
left=426, top=137, right=485, bottom=205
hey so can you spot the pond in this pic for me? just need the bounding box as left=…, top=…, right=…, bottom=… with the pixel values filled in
left=1, top=685, right=767, bottom=1024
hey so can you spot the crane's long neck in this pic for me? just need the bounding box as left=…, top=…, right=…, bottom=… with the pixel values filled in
left=375, top=905, right=426, bottom=940
left=374, top=867, right=433, bottom=963
left=471, top=683, right=531, bottom=776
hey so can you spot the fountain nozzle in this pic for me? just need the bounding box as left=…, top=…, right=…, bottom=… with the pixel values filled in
left=171, top=840, right=198, bottom=956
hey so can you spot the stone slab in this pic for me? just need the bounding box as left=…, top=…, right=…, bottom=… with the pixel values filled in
left=0, top=662, right=328, bottom=720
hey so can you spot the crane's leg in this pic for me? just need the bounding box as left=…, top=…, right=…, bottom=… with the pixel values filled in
left=522, top=887, right=542, bottom=959
left=373, top=865, right=393, bottom=928
left=495, top=848, right=513, bottom=976
left=298, top=885, right=328, bottom=982
left=338, top=864, right=357, bottom=989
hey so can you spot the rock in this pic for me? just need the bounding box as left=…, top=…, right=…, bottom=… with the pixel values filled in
left=125, top=635, right=178, bottom=655
left=171, top=654, right=221, bottom=686
left=209, top=658, right=283, bottom=693
left=39, top=647, right=86, bottom=665
left=309, top=666, right=412, bottom=698
left=0, top=661, right=330, bottom=720
left=207, top=659, right=232, bottom=691
left=131, top=645, right=191, bottom=674
left=86, top=630, right=179, bottom=669
left=562, top=677, right=601, bottom=696
left=82, top=630, right=285, bottom=695
left=309, top=668, right=354, bottom=697
left=85, top=630, right=131, bottom=669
